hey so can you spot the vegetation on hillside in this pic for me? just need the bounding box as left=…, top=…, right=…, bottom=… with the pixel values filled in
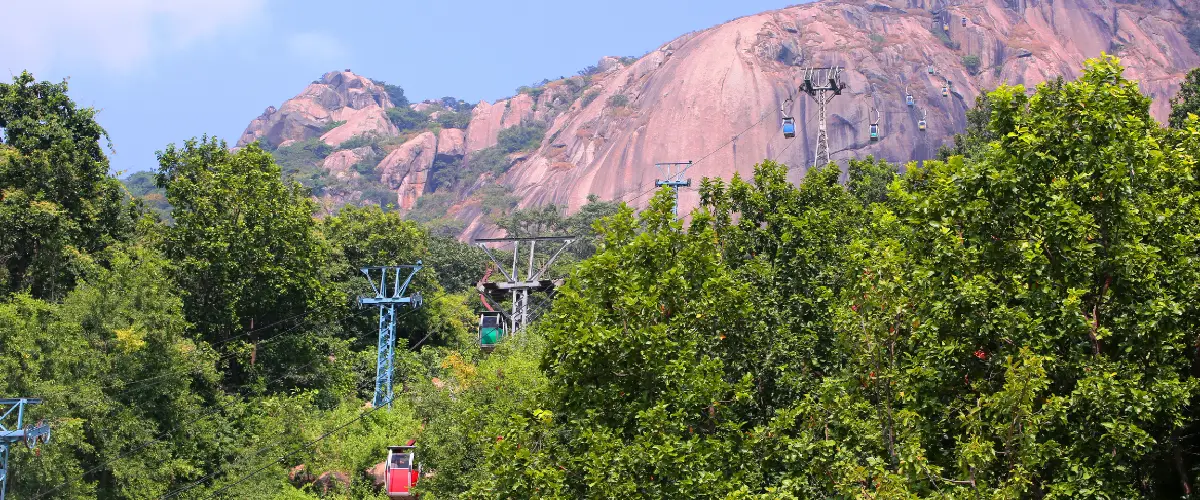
left=7, top=55, right=1200, bottom=499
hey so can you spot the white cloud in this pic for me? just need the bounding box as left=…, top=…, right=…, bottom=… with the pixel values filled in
left=286, top=32, right=348, bottom=63
left=0, top=0, right=267, bottom=75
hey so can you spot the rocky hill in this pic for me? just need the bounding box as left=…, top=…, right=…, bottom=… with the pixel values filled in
left=236, top=0, right=1200, bottom=238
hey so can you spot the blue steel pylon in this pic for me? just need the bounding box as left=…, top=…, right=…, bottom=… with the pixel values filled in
left=654, top=161, right=693, bottom=218
left=358, top=263, right=423, bottom=409
left=0, top=398, right=50, bottom=500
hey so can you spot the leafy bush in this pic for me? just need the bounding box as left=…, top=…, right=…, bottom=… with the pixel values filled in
left=272, top=138, right=334, bottom=193
left=477, top=184, right=520, bottom=216
left=436, top=109, right=471, bottom=129
left=321, top=120, right=346, bottom=132
left=870, top=33, right=885, bottom=44
left=962, top=54, right=981, bottom=74
left=386, top=106, right=429, bottom=132
left=581, top=90, right=599, bottom=107
left=496, top=121, right=547, bottom=153
left=607, top=94, right=630, bottom=108
left=371, top=79, right=410, bottom=107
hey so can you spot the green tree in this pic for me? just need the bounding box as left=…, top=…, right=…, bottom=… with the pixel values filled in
left=156, top=137, right=335, bottom=385
left=0, top=72, right=136, bottom=299
left=1169, top=66, right=1200, bottom=128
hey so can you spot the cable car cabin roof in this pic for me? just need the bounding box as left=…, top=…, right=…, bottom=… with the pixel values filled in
left=477, top=279, right=563, bottom=298
left=388, top=445, right=417, bottom=451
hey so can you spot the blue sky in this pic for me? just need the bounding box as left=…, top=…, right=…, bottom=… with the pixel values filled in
left=0, top=0, right=798, bottom=175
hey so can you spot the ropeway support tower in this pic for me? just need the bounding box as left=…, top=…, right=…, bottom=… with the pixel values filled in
left=475, top=236, right=576, bottom=334
left=800, top=66, right=847, bottom=167
left=1, top=398, right=50, bottom=500
left=358, top=263, right=423, bottom=409
left=654, top=161, right=694, bottom=218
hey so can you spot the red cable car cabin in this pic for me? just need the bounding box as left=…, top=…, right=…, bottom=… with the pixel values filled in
left=386, top=445, right=421, bottom=497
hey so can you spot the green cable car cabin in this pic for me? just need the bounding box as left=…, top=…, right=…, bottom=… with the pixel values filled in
left=479, top=312, right=506, bottom=351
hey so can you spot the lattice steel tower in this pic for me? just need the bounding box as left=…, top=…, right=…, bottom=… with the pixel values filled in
left=800, top=66, right=847, bottom=167
left=358, top=263, right=423, bottom=409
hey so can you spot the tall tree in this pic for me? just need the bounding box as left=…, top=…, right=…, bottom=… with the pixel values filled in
left=156, top=137, right=334, bottom=384
left=0, top=72, right=136, bottom=299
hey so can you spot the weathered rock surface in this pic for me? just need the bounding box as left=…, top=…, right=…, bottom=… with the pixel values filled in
left=236, top=70, right=396, bottom=149
left=465, top=95, right=537, bottom=154
left=379, top=131, right=438, bottom=210
left=437, top=128, right=467, bottom=157
left=237, top=0, right=1199, bottom=238
left=465, top=0, right=1200, bottom=238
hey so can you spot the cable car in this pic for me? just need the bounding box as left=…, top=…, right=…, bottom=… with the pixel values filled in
left=942, top=85, right=949, bottom=97
left=869, top=123, right=879, bottom=141
left=918, top=119, right=927, bottom=131
left=962, top=16, right=968, bottom=27
left=943, top=22, right=950, bottom=32
left=928, top=66, right=935, bottom=75
left=479, top=311, right=505, bottom=351
left=905, top=86, right=914, bottom=107
left=782, top=116, right=796, bottom=138
left=386, top=445, right=421, bottom=498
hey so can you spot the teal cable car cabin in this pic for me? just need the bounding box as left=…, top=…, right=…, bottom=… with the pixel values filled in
left=479, top=312, right=505, bottom=351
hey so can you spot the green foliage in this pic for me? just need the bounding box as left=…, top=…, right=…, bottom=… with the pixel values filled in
left=606, top=94, right=630, bottom=108
left=123, top=170, right=172, bottom=219
left=580, top=90, right=599, bottom=107
left=1170, top=66, right=1200, bottom=128
left=939, top=91, right=994, bottom=160
left=467, top=56, right=1200, bottom=498
left=0, top=71, right=137, bottom=299
left=962, top=54, right=981, bottom=74
left=385, top=106, right=429, bottom=133
left=477, top=184, right=520, bottom=217
left=157, top=137, right=336, bottom=386
left=371, top=80, right=410, bottom=108
left=322, top=120, right=347, bottom=132
left=496, top=121, right=547, bottom=153
left=870, top=33, right=885, bottom=44
left=272, top=138, right=335, bottom=193
left=435, top=108, right=471, bottom=129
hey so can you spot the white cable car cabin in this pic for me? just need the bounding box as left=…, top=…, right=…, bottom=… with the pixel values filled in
left=386, top=445, right=421, bottom=498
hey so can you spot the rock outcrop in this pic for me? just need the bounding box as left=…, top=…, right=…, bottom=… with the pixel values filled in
left=469, top=0, right=1200, bottom=238
left=379, top=131, right=438, bottom=210
left=465, top=95, right=537, bottom=154
left=236, top=70, right=397, bottom=149
left=237, top=0, right=1200, bottom=238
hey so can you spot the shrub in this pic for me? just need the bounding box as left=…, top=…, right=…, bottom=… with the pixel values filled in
left=271, top=138, right=334, bottom=194
left=372, top=79, right=410, bottom=107
left=497, top=121, right=547, bottom=153
left=962, top=54, right=981, bottom=74
left=870, top=33, right=885, bottom=44
left=581, top=91, right=599, bottom=107
left=607, top=94, right=630, bottom=108
left=386, top=106, right=429, bottom=132
left=321, top=120, right=346, bottom=132
left=436, top=109, right=471, bottom=129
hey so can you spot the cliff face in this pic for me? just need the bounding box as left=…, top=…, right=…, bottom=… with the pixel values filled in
left=477, top=0, right=1199, bottom=236
left=237, top=0, right=1200, bottom=236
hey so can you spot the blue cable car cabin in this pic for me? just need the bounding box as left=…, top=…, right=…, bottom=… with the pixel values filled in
left=870, top=123, right=879, bottom=141
left=782, top=116, right=796, bottom=138
left=479, top=312, right=505, bottom=351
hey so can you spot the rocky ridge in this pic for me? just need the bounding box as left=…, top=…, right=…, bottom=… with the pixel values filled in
left=236, top=0, right=1200, bottom=237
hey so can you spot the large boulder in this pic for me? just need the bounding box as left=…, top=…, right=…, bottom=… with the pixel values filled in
left=437, top=128, right=467, bottom=157
left=378, top=131, right=437, bottom=210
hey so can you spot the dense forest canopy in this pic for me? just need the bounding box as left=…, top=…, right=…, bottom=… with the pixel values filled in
left=2, top=55, right=1200, bottom=498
